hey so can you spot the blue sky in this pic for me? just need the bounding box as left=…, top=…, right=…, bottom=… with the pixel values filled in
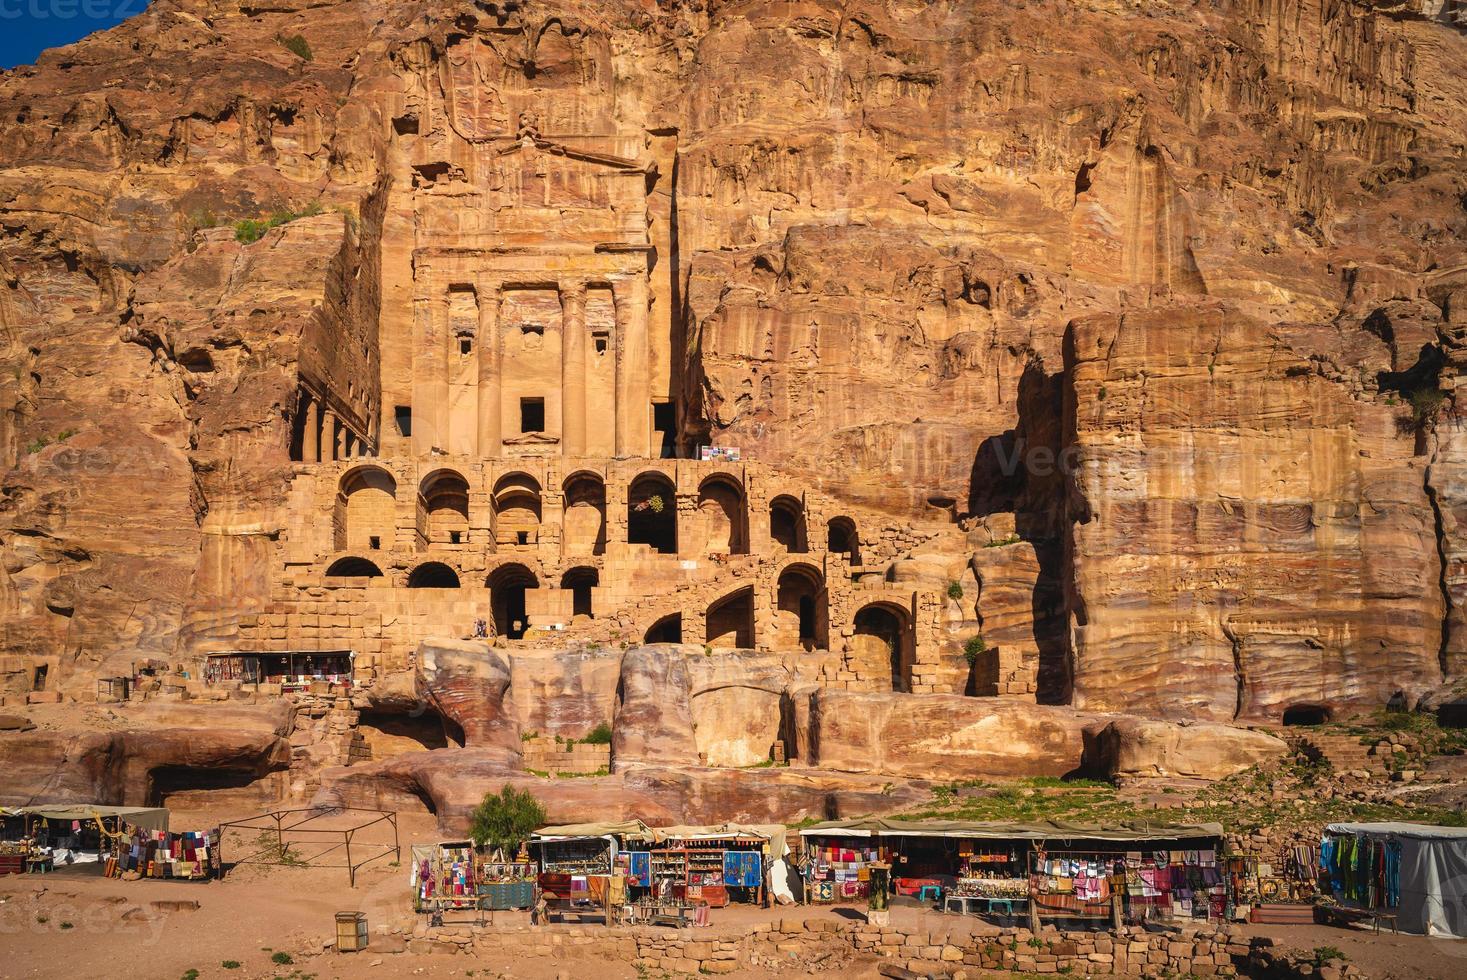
left=0, top=0, right=151, bottom=70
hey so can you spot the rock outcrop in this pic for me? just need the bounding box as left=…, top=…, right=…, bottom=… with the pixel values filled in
left=0, top=0, right=1465, bottom=819
left=809, top=691, right=1103, bottom=781
left=1083, top=718, right=1290, bottom=781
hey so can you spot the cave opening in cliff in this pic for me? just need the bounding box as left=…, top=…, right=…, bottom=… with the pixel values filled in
left=489, top=562, right=538, bottom=639
left=147, top=766, right=272, bottom=808
left=562, top=472, right=607, bottom=555
left=698, top=473, right=748, bottom=554
left=777, top=563, right=827, bottom=650
left=494, top=472, right=543, bottom=550
left=706, top=587, right=754, bottom=649
left=854, top=603, right=914, bottom=693
left=645, top=613, right=682, bottom=643
left=826, top=517, right=860, bottom=566
left=628, top=471, right=677, bottom=554
left=561, top=566, right=598, bottom=619
left=1282, top=704, right=1332, bottom=726
left=419, top=469, right=470, bottom=547
left=769, top=495, right=807, bottom=553
left=356, top=709, right=452, bottom=755
left=407, top=561, right=460, bottom=588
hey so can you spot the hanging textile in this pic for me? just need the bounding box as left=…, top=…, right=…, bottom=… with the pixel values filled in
left=723, top=850, right=761, bottom=888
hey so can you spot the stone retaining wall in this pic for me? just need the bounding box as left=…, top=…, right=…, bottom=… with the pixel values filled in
left=388, top=914, right=1358, bottom=978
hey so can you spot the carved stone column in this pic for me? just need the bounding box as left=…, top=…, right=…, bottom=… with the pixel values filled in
left=412, top=293, right=449, bottom=454
left=560, top=281, right=588, bottom=457
left=477, top=280, right=502, bottom=458
left=612, top=275, right=650, bottom=458
left=323, top=409, right=338, bottom=461
left=303, top=394, right=320, bottom=463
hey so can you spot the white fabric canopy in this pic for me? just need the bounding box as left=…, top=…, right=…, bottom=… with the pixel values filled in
left=1326, top=822, right=1467, bottom=938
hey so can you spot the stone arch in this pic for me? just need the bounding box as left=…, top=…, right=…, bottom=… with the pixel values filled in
left=826, top=516, right=860, bottom=566
left=697, top=473, right=748, bottom=555
left=418, top=468, right=470, bottom=547
left=325, top=556, right=384, bottom=578
left=645, top=613, right=682, bottom=644
left=769, top=494, right=807, bottom=553
left=488, top=562, right=539, bottom=639
left=493, top=472, right=542, bottom=549
left=628, top=470, right=677, bottom=555
left=706, top=586, right=755, bottom=649
left=776, top=562, right=827, bottom=651
left=335, top=465, right=396, bottom=553
left=408, top=561, right=460, bottom=589
left=560, top=566, right=598, bottom=620
left=853, top=601, right=914, bottom=692
left=562, top=471, right=606, bottom=556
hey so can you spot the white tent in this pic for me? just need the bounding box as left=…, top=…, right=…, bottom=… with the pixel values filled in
left=1326, top=822, right=1467, bottom=938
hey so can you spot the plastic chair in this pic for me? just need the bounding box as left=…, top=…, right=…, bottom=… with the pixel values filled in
left=918, top=884, right=942, bottom=903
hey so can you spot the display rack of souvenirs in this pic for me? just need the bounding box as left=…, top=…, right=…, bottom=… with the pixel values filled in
left=413, top=842, right=478, bottom=911
left=1320, top=833, right=1400, bottom=911
left=474, top=859, right=535, bottom=910
left=1034, top=848, right=1225, bottom=922
left=105, top=826, right=221, bottom=881
left=951, top=847, right=1027, bottom=898
left=539, top=839, right=612, bottom=875
left=803, top=841, right=883, bottom=903
left=952, top=876, right=1030, bottom=899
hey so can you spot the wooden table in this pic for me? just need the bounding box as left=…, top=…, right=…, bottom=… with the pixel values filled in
left=627, top=902, right=695, bottom=928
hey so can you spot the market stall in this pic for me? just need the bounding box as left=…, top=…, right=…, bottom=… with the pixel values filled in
left=643, top=824, right=786, bottom=907
left=2, top=805, right=170, bottom=874
left=410, top=841, right=535, bottom=915
left=532, top=821, right=655, bottom=924
left=105, top=823, right=221, bottom=881
left=1227, top=842, right=1319, bottom=923
left=204, top=650, right=354, bottom=691
left=1320, top=822, right=1467, bottom=938
left=799, top=818, right=1229, bottom=928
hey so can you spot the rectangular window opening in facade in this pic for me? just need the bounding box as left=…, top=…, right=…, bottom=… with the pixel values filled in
left=369, top=535, right=381, bottom=551
left=653, top=402, right=676, bottom=459
left=593, top=330, right=609, bottom=355
left=394, top=405, right=412, bottom=437
left=520, top=397, right=545, bottom=433
left=460, top=338, right=472, bottom=355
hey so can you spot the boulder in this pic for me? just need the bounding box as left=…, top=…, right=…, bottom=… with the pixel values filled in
left=1083, top=718, right=1289, bottom=780
left=416, top=638, right=520, bottom=757
left=810, top=691, right=1106, bottom=779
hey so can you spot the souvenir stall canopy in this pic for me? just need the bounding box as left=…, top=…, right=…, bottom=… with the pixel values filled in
left=532, top=821, right=657, bottom=911
left=204, top=650, right=354, bottom=691
left=410, top=840, right=535, bottom=914
left=1028, top=825, right=1226, bottom=927
left=2, top=805, right=171, bottom=873
left=798, top=819, right=1227, bottom=926
left=1323, top=822, right=1467, bottom=938
left=17, top=804, right=168, bottom=833
left=638, top=824, right=787, bottom=907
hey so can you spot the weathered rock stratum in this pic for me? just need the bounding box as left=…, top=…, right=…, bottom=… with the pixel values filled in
left=1, top=0, right=1465, bottom=818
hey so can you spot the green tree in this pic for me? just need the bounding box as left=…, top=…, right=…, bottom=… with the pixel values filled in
left=468, top=785, right=547, bottom=855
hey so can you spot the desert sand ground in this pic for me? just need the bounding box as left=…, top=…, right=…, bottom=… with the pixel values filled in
left=1, top=804, right=1463, bottom=980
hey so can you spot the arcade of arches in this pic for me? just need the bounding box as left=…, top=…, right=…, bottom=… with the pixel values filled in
left=244, top=456, right=987, bottom=696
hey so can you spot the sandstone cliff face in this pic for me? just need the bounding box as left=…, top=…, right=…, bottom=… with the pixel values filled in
left=0, top=0, right=1464, bottom=729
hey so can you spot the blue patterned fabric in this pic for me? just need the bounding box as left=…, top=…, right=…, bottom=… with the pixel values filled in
left=723, top=850, right=761, bottom=887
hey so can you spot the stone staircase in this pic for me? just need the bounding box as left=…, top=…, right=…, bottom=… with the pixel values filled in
left=1293, top=731, right=1393, bottom=777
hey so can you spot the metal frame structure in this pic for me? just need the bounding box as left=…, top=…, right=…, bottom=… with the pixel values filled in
left=219, top=806, right=399, bottom=886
